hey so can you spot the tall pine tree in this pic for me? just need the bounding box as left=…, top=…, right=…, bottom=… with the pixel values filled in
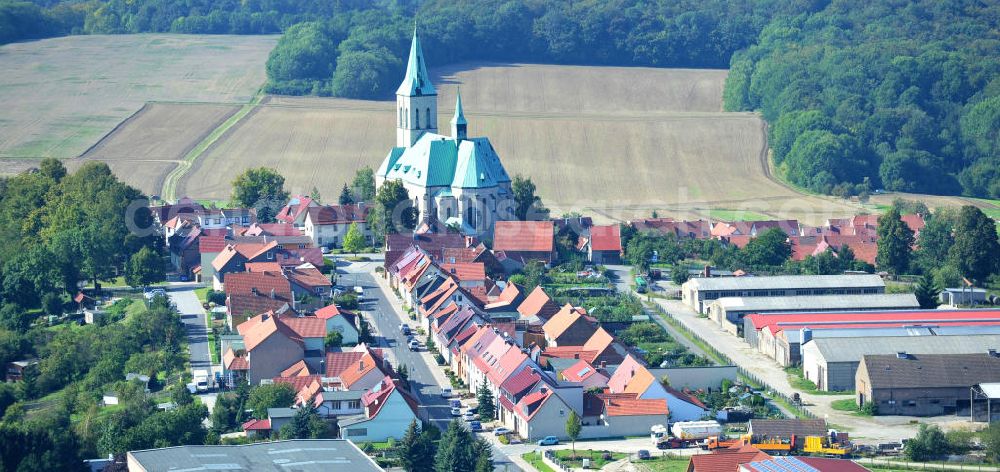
left=476, top=377, right=495, bottom=421
left=876, top=208, right=914, bottom=275
left=434, top=420, right=477, bottom=472
left=914, top=273, right=941, bottom=309
left=400, top=420, right=435, bottom=472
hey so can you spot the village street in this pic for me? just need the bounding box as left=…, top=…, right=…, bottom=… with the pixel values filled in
left=168, top=282, right=218, bottom=414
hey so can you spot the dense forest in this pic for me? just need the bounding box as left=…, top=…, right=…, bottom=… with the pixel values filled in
left=724, top=1, right=1000, bottom=198
left=2, top=0, right=999, bottom=196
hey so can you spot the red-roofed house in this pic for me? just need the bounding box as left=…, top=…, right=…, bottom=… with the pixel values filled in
left=543, top=304, right=597, bottom=347
left=510, top=385, right=573, bottom=441
left=284, top=263, right=333, bottom=300
left=560, top=359, right=609, bottom=389
left=240, top=313, right=304, bottom=385
left=224, top=272, right=294, bottom=327
left=493, top=221, right=556, bottom=265
left=517, top=286, right=561, bottom=322
left=338, top=376, right=418, bottom=442
left=314, top=304, right=359, bottom=345
left=242, top=418, right=271, bottom=438
left=303, top=204, right=371, bottom=248
left=607, top=355, right=708, bottom=421
left=583, top=224, right=623, bottom=264
left=211, top=241, right=280, bottom=289
left=276, top=195, right=318, bottom=227
left=326, top=345, right=389, bottom=392
left=440, top=262, right=487, bottom=287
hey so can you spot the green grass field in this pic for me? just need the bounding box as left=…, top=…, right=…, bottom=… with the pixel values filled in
left=637, top=455, right=691, bottom=472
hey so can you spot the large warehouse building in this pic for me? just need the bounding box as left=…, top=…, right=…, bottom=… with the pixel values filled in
left=744, top=309, right=1000, bottom=367
left=802, top=334, right=1000, bottom=391
left=707, top=293, right=919, bottom=335
left=682, top=274, right=885, bottom=314
left=856, top=352, right=1000, bottom=417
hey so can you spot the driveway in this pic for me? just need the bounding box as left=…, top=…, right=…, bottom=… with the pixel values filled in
left=337, top=258, right=521, bottom=472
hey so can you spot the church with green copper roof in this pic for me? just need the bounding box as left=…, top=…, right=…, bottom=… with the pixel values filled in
left=375, top=29, right=513, bottom=236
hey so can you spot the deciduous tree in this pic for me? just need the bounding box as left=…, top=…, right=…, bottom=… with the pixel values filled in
left=876, top=208, right=914, bottom=275
left=231, top=167, right=289, bottom=223
left=246, top=383, right=296, bottom=419
left=948, top=206, right=1000, bottom=284
left=566, top=410, right=581, bottom=458
left=512, top=175, right=549, bottom=221
left=342, top=222, right=365, bottom=254
left=125, top=246, right=165, bottom=288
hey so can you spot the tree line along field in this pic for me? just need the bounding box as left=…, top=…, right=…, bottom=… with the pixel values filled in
left=0, top=34, right=276, bottom=173
left=179, top=62, right=863, bottom=224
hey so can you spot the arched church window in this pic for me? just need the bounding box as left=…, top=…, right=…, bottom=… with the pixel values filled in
left=415, top=112, right=420, bottom=129
left=398, top=107, right=402, bottom=127
left=404, top=108, right=408, bottom=128
left=426, top=108, right=431, bottom=129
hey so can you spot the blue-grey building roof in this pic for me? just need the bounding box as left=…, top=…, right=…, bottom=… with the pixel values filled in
left=126, top=439, right=383, bottom=471
left=396, top=30, right=435, bottom=97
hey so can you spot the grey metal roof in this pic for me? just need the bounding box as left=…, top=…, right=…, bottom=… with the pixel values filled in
left=804, top=334, right=1000, bottom=363
left=714, top=293, right=917, bottom=312
left=319, top=390, right=364, bottom=401
left=749, top=419, right=827, bottom=438
left=861, top=353, right=1000, bottom=389
left=267, top=407, right=296, bottom=418
left=127, top=439, right=383, bottom=471
left=687, top=274, right=884, bottom=292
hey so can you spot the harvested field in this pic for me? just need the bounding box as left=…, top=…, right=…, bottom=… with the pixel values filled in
left=0, top=34, right=276, bottom=161
left=80, top=103, right=240, bottom=162
left=182, top=63, right=864, bottom=224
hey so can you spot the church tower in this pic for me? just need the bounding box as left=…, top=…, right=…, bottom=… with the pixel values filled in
left=396, top=29, right=437, bottom=148
left=451, top=89, right=467, bottom=141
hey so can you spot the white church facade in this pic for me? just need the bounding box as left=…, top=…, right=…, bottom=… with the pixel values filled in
left=375, top=30, right=513, bottom=236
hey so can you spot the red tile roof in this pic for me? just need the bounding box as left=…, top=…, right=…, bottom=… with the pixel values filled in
left=324, top=351, right=365, bottom=378
left=315, top=304, right=346, bottom=320
left=604, top=397, right=669, bottom=417
left=440, top=262, right=486, bottom=282
left=517, top=286, right=560, bottom=320
left=243, top=223, right=302, bottom=237
left=245, top=262, right=283, bottom=274
left=280, top=360, right=311, bottom=377
left=306, top=204, right=369, bottom=225
left=223, top=348, right=248, bottom=371
left=242, top=315, right=303, bottom=351
left=339, top=348, right=384, bottom=389
left=276, top=195, right=314, bottom=224
left=664, top=385, right=707, bottom=409
left=272, top=374, right=322, bottom=393
left=242, top=418, right=271, bottom=431
left=589, top=224, right=622, bottom=252
left=746, top=309, right=1000, bottom=335
left=500, top=366, right=542, bottom=397
left=199, top=236, right=228, bottom=254
left=689, top=448, right=771, bottom=472
left=514, top=389, right=553, bottom=421
left=224, top=272, right=293, bottom=317
left=285, top=264, right=332, bottom=290
left=493, top=221, right=554, bottom=253
left=562, top=359, right=601, bottom=383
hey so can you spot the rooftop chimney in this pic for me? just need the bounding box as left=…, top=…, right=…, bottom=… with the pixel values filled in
left=704, top=265, right=711, bottom=277
left=251, top=287, right=258, bottom=296
left=359, top=360, right=365, bottom=371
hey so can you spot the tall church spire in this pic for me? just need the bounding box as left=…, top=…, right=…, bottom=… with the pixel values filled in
left=396, top=28, right=436, bottom=97
left=451, top=88, right=467, bottom=141
left=395, top=27, right=437, bottom=148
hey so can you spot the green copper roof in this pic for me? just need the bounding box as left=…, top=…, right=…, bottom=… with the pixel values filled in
left=396, top=29, right=436, bottom=97
left=451, top=89, right=467, bottom=126
left=378, top=133, right=510, bottom=190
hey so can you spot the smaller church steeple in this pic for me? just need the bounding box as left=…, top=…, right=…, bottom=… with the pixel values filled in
left=451, top=88, right=468, bottom=141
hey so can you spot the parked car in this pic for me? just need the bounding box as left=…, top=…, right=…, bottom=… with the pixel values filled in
left=462, top=410, right=478, bottom=421
left=493, top=428, right=510, bottom=436
left=468, top=421, right=482, bottom=432
left=638, top=450, right=651, bottom=460
left=400, top=323, right=411, bottom=335
left=449, top=399, right=462, bottom=408
left=409, top=340, right=420, bottom=351
left=537, top=436, right=559, bottom=446
left=440, top=388, right=453, bottom=398
left=450, top=407, right=462, bottom=416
